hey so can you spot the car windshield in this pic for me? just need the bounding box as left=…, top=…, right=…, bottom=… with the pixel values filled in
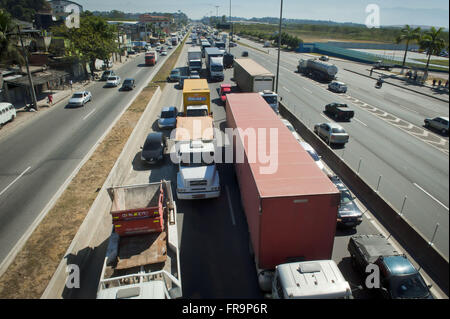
left=161, top=110, right=175, bottom=118
left=108, top=77, right=117, bottom=81
left=124, top=80, right=132, bottom=84
left=144, top=139, right=162, bottom=151
left=171, top=70, right=180, bottom=75
left=211, top=65, right=223, bottom=72
left=180, top=152, right=215, bottom=167
left=340, top=190, right=353, bottom=205
left=72, top=93, right=83, bottom=98
left=332, top=127, right=346, bottom=133
left=263, top=96, right=277, bottom=105
left=391, top=274, right=430, bottom=299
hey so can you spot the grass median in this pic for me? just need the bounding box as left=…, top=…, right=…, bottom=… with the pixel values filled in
left=0, top=34, right=188, bottom=299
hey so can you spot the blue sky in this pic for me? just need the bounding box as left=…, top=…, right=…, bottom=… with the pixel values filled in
left=75, top=0, right=449, bottom=28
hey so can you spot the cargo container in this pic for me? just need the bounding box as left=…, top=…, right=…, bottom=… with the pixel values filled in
left=225, top=93, right=340, bottom=292
left=182, top=79, right=211, bottom=115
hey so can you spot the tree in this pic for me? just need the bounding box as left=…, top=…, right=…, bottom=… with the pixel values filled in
left=0, top=9, right=24, bottom=67
left=0, top=0, right=50, bottom=22
left=419, top=27, right=446, bottom=77
left=51, top=14, right=118, bottom=76
left=396, top=25, right=421, bottom=70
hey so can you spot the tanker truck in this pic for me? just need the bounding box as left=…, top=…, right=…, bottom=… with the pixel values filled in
left=297, top=58, right=338, bottom=82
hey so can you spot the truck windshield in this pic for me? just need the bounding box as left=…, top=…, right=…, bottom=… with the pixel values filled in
left=211, top=65, right=223, bottom=72
left=186, top=109, right=208, bottom=117
left=263, top=96, right=277, bottom=105
left=391, top=274, right=430, bottom=299
left=340, top=191, right=353, bottom=205
left=180, top=152, right=215, bottom=166
left=190, top=61, right=202, bottom=67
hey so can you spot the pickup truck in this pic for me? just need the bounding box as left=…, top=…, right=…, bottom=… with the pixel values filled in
left=325, top=103, right=354, bottom=121
left=348, top=234, right=433, bottom=299
left=373, top=60, right=393, bottom=70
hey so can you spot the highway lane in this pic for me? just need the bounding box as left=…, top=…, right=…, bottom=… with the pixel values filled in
left=227, top=41, right=449, bottom=258
left=67, top=38, right=444, bottom=298
left=0, top=48, right=176, bottom=265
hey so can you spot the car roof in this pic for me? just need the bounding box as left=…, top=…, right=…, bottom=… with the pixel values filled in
left=220, top=84, right=232, bottom=88
left=436, top=116, right=449, bottom=121
left=325, top=122, right=344, bottom=129
left=299, top=141, right=314, bottom=152
left=124, top=78, right=134, bottom=81
left=328, top=175, right=348, bottom=192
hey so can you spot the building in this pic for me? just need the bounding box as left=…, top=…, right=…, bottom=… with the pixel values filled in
left=139, top=14, right=172, bottom=28
left=48, top=0, right=83, bottom=16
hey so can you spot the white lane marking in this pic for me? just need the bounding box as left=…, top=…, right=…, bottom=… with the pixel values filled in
left=283, top=86, right=290, bottom=92
left=0, top=166, right=31, bottom=197
left=320, top=114, right=329, bottom=121
left=413, top=183, right=449, bottom=211
left=226, top=185, right=236, bottom=226
left=354, top=117, right=368, bottom=127
left=83, top=108, right=96, bottom=121
left=303, top=87, right=312, bottom=94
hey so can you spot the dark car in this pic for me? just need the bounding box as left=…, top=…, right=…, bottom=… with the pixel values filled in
left=158, top=106, right=178, bottom=129
left=121, top=78, right=136, bottom=90
left=325, top=103, right=354, bottom=121
left=328, top=175, right=362, bottom=228
left=242, top=51, right=249, bottom=57
left=223, top=52, right=234, bottom=68
left=140, top=132, right=167, bottom=164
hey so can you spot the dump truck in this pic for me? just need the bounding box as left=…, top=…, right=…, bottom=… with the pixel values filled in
left=145, top=51, right=158, bottom=66
left=233, top=58, right=280, bottom=114
left=226, top=93, right=341, bottom=295
left=97, top=181, right=182, bottom=299
left=297, top=58, right=338, bottom=82
left=182, top=78, right=211, bottom=115
left=174, top=116, right=220, bottom=200
left=348, top=234, right=433, bottom=299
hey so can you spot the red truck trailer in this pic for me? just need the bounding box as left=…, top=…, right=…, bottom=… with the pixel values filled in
left=225, top=93, right=340, bottom=291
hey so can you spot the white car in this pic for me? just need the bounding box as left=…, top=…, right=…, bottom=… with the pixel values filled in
left=68, top=91, right=92, bottom=107
left=299, top=141, right=325, bottom=171
left=281, top=119, right=301, bottom=141
left=168, top=45, right=173, bottom=50
left=328, top=81, right=347, bottom=93
left=106, top=76, right=120, bottom=87
left=160, top=50, right=168, bottom=56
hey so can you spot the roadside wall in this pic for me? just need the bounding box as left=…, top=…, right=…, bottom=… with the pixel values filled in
left=278, top=101, right=449, bottom=294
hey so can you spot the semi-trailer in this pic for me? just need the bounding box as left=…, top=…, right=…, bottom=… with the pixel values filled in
left=233, top=58, right=280, bottom=114
left=297, top=58, right=338, bottom=82
left=225, top=93, right=349, bottom=298
left=97, top=181, right=182, bottom=299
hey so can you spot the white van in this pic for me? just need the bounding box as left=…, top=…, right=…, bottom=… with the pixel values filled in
left=0, top=102, right=16, bottom=128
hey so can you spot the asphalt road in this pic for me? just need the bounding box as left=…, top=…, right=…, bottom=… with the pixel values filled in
left=70, top=38, right=444, bottom=299
left=0, top=47, right=176, bottom=266
left=231, top=37, right=449, bottom=259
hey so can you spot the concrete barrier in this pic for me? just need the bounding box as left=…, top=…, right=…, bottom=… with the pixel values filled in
left=42, top=87, right=162, bottom=298
left=279, top=101, right=449, bottom=295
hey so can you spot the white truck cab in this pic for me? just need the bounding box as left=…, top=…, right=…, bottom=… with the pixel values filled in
left=259, top=90, right=280, bottom=114
left=185, top=105, right=209, bottom=117
left=272, top=260, right=352, bottom=299
left=176, top=140, right=220, bottom=200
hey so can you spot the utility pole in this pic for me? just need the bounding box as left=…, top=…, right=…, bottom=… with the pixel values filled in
left=17, top=25, right=38, bottom=110
left=117, top=24, right=122, bottom=63
left=275, top=0, right=283, bottom=94
left=229, top=0, right=232, bottom=53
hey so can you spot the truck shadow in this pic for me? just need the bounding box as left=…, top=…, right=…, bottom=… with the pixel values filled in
left=61, top=238, right=109, bottom=299
left=337, top=257, right=374, bottom=299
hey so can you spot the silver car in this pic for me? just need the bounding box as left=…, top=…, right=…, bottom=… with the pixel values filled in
left=314, top=122, right=349, bottom=145
left=328, top=81, right=347, bottom=93
left=68, top=91, right=92, bottom=107
left=424, top=116, right=449, bottom=135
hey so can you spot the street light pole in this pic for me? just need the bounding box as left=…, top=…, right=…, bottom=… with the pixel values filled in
left=275, top=0, right=283, bottom=94
left=17, top=25, right=38, bottom=110
left=229, top=0, right=231, bottom=54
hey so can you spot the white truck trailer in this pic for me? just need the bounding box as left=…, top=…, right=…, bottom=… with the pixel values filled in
left=187, top=46, right=202, bottom=74
left=233, top=58, right=280, bottom=114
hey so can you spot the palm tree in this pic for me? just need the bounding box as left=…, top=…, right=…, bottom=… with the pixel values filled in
left=419, top=27, right=446, bottom=78
left=396, top=25, right=421, bottom=72
left=0, top=9, right=24, bottom=67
